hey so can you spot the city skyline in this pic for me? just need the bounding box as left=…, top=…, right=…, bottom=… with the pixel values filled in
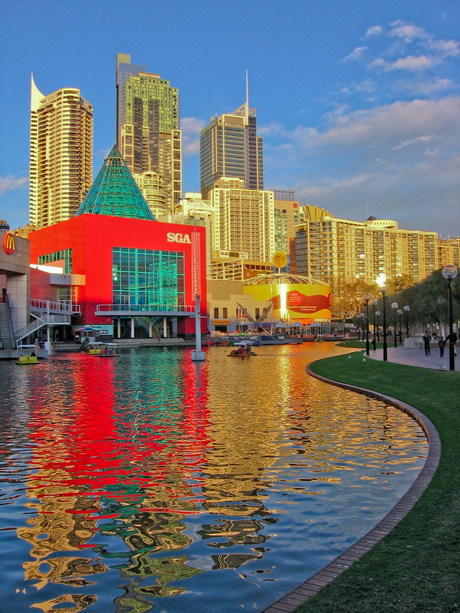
left=0, top=0, right=459, bottom=237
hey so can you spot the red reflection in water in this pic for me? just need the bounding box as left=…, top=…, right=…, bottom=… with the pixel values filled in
left=28, top=357, right=118, bottom=491
left=26, top=353, right=212, bottom=500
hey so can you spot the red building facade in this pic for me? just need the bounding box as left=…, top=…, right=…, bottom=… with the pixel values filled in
left=29, top=214, right=207, bottom=339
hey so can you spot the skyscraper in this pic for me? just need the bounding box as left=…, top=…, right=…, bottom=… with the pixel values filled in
left=200, top=77, right=264, bottom=199
left=29, top=75, right=93, bottom=228
left=116, top=54, right=182, bottom=213
left=209, top=177, right=274, bottom=264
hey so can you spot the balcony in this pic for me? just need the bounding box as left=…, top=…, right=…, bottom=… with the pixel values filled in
left=31, top=298, right=81, bottom=315
left=95, top=304, right=195, bottom=317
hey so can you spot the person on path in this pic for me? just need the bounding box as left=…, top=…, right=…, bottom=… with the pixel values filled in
left=422, top=331, right=432, bottom=355
left=438, top=336, right=446, bottom=357
left=446, top=332, right=458, bottom=357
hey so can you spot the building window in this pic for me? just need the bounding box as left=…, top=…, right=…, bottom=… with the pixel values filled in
left=255, top=308, right=260, bottom=319
left=37, top=249, right=72, bottom=273
left=214, top=307, right=219, bottom=319
left=223, top=307, right=228, bottom=318
left=112, top=247, right=185, bottom=307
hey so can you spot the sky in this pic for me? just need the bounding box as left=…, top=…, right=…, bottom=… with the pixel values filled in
left=1, top=0, right=459, bottom=237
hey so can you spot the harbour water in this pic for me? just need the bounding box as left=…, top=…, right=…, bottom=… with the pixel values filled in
left=0, top=343, right=427, bottom=612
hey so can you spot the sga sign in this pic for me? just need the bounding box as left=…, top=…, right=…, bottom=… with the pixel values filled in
left=167, top=232, right=191, bottom=244
left=3, top=233, right=15, bottom=255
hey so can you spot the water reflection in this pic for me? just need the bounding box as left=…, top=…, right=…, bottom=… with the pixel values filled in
left=0, top=344, right=427, bottom=612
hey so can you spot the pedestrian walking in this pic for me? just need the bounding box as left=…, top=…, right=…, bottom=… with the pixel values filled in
left=422, top=331, right=431, bottom=355
left=446, top=332, right=458, bottom=357
left=438, top=336, right=446, bottom=357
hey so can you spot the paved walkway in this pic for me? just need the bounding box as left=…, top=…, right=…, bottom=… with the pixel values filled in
left=365, top=344, right=459, bottom=371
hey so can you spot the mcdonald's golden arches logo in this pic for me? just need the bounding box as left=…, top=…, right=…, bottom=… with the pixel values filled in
left=3, top=233, right=16, bottom=255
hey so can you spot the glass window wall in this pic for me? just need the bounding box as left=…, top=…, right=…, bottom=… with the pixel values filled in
left=112, top=247, right=185, bottom=308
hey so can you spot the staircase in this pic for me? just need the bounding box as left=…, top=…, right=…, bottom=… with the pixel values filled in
left=0, top=303, right=14, bottom=350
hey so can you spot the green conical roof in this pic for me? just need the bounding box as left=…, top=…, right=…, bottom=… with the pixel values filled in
left=75, top=145, right=155, bottom=220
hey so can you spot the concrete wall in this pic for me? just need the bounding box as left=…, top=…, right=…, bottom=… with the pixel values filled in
left=0, top=232, right=30, bottom=334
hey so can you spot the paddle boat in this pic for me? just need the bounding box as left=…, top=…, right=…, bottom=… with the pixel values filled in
left=228, top=341, right=256, bottom=358
left=16, top=344, right=40, bottom=365
left=96, top=343, right=120, bottom=358
left=88, top=342, right=103, bottom=355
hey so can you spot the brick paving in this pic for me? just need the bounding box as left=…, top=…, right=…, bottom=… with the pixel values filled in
left=365, top=343, right=459, bottom=371
left=261, top=357, right=442, bottom=613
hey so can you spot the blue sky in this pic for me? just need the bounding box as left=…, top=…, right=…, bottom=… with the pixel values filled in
left=1, top=0, right=459, bottom=237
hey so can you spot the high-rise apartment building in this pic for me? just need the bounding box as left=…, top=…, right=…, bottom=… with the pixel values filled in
left=272, top=190, right=307, bottom=255
left=294, top=215, right=442, bottom=288
left=116, top=54, right=182, bottom=212
left=29, top=75, right=93, bottom=228
left=133, top=171, right=165, bottom=218
left=208, top=178, right=274, bottom=279
left=438, top=237, right=460, bottom=268
left=200, top=86, right=263, bottom=199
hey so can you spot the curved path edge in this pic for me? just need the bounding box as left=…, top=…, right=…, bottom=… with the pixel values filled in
left=261, top=361, right=441, bottom=613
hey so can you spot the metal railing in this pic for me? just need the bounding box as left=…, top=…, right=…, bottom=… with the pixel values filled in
left=96, top=304, right=195, bottom=315
left=14, top=313, right=72, bottom=345
left=30, top=299, right=81, bottom=315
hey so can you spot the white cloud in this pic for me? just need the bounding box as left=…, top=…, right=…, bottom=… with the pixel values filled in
left=342, top=46, right=368, bottom=62
left=424, top=147, right=439, bottom=158
left=262, top=97, right=460, bottom=157
left=181, top=117, right=207, bottom=156
left=396, top=77, right=455, bottom=95
left=369, top=55, right=440, bottom=72
left=0, top=175, right=28, bottom=194
left=363, top=20, right=460, bottom=76
left=365, top=25, right=383, bottom=38
left=262, top=96, right=460, bottom=233
left=428, top=39, right=460, bottom=57
left=391, top=136, right=434, bottom=151
left=388, top=21, right=429, bottom=42
left=316, top=99, right=457, bottom=152
left=339, top=80, right=375, bottom=96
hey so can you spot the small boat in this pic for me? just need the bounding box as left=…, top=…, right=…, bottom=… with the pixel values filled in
left=96, top=343, right=120, bottom=358
left=16, top=344, right=40, bottom=365
left=228, top=343, right=256, bottom=358
left=88, top=342, right=103, bottom=355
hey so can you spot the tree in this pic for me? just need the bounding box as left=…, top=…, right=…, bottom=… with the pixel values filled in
left=383, top=269, right=459, bottom=333
left=331, top=279, right=376, bottom=319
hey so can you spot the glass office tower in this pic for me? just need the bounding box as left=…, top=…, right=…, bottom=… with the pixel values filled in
left=116, top=54, right=182, bottom=213
left=200, top=97, right=264, bottom=199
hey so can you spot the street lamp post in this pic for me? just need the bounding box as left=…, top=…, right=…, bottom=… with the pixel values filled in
left=404, top=305, right=410, bottom=338
left=397, top=309, right=403, bottom=344
left=442, top=264, right=458, bottom=371
left=377, top=275, right=388, bottom=362
left=391, top=302, right=398, bottom=348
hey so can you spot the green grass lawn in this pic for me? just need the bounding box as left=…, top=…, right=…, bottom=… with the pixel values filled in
left=336, top=339, right=385, bottom=349
left=293, top=351, right=460, bottom=613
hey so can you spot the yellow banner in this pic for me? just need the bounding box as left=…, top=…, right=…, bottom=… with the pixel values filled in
left=244, top=282, right=331, bottom=322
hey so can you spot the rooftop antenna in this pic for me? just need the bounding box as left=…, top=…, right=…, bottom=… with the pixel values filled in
left=366, top=202, right=369, bottom=219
